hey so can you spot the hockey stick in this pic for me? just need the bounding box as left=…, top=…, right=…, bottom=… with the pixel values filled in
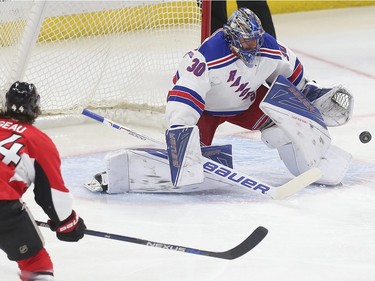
left=82, top=109, right=321, bottom=199
left=36, top=220, right=267, bottom=260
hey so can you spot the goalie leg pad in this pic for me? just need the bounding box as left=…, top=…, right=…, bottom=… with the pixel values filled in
left=84, top=145, right=235, bottom=194
left=259, top=75, right=351, bottom=185
left=316, top=144, right=352, bottom=185
left=166, top=125, right=204, bottom=187
left=202, top=144, right=233, bottom=168
left=104, top=149, right=131, bottom=193
left=278, top=143, right=351, bottom=185
left=261, top=125, right=291, bottom=149
left=260, top=75, right=331, bottom=169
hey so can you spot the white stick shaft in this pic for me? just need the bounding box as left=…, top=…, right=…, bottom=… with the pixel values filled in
left=82, top=109, right=164, bottom=146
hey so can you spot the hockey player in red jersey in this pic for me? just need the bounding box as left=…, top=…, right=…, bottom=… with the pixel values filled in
left=0, top=82, right=86, bottom=281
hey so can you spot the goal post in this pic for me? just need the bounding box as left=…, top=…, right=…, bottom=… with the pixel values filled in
left=0, top=1, right=211, bottom=125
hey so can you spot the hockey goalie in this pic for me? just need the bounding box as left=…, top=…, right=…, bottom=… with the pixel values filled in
left=85, top=75, right=353, bottom=194
left=85, top=8, right=354, bottom=194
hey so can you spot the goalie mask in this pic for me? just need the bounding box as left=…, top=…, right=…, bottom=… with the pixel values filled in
left=5, top=81, right=41, bottom=117
left=223, top=8, right=265, bottom=67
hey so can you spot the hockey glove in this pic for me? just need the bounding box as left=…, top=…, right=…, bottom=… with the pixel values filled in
left=49, top=210, right=86, bottom=242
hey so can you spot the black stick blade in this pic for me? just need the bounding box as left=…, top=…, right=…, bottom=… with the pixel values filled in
left=211, top=226, right=268, bottom=260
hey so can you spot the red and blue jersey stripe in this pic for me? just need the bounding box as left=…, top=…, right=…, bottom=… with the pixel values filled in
left=207, top=54, right=238, bottom=70
left=259, top=47, right=283, bottom=60
left=288, top=58, right=304, bottom=87
left=167, top=85, right=205, bottom=115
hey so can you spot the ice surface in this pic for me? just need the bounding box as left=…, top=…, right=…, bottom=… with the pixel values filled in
left=1, top=6, right=375, bottom=281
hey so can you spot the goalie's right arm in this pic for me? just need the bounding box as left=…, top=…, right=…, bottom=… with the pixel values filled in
left=164, top=50, right=211, bottom=187
left=165, top=50, right=210, bottom=128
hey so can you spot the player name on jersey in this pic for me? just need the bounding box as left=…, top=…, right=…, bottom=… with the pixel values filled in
left=0, top=121, right=27, bottom=133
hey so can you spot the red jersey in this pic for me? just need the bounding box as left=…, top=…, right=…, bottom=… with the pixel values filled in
left=0, top=118, right=73, bottom=222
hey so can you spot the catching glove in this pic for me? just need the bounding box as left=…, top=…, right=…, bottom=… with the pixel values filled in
left=49, top=210, right=86, bottom=242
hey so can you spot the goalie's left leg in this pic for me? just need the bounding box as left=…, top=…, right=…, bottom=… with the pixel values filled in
left=260, top=75, right=352, bottom=186
left=274, top=141, right=352, bottom=186
left=84, top=145, right=234, bottom=194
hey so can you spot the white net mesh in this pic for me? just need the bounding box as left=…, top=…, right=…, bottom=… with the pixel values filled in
left=0, top=1, right=201, bottom=117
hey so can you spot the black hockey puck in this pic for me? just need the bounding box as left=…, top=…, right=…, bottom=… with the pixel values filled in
left=359, top=131, right=372, bottom=143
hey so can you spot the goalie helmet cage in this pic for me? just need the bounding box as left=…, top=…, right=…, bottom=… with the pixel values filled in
left=0, top=0, right=212, bottom=128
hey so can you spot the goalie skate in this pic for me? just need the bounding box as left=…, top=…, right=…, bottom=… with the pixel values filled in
left=84, top=172, right=108, bottom=193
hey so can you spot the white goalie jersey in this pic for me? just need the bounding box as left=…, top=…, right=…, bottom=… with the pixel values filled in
left=165, top=31, right=307, bottom=128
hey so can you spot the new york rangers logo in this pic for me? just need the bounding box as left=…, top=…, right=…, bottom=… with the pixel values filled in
left=227, top=70, right=256, bottom=101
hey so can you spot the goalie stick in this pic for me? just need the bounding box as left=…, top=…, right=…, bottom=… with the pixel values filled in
left=36, top=220, right=267, bottom=260
left=82, top=109, right=321, bottom=199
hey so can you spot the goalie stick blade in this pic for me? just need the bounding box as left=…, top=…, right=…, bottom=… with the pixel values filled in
left=210, top=226, right=268, bottom=260
left=268, top=167, right=322, bottom=200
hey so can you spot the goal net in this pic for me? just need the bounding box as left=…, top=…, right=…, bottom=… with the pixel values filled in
left=0, top=1, right=203, bottom=125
